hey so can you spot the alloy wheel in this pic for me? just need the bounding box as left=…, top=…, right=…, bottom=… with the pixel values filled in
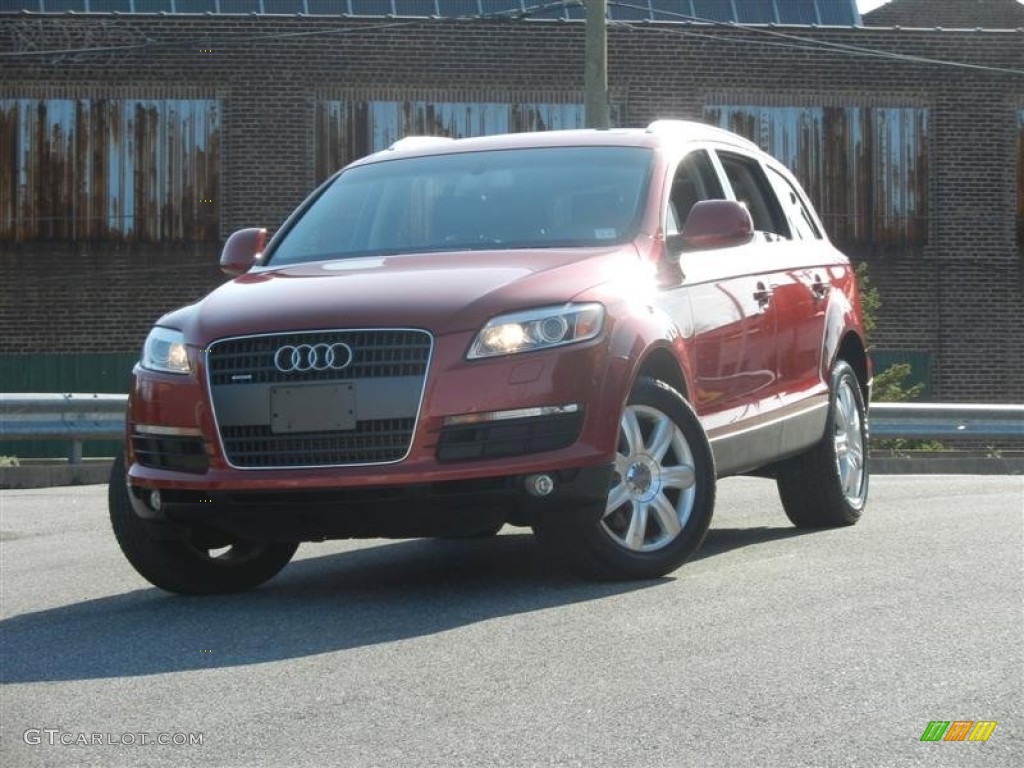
left=602, top=404, right=697, bottom=552
left=833, top=378, right=866, bottom=504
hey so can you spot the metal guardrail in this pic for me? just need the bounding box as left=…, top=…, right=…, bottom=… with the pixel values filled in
left=0, top=393, right=127, bottom=463
left=869, top=403, right=1024, bottom=440
left=1, top=394, right=1023, bottom=464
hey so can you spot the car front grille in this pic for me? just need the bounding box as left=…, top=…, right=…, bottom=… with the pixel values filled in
left=208, top=329, right=430, bottom=386
left=207, top=329, right=432, bottom=469
left=218, top=419, right=416, bottom=468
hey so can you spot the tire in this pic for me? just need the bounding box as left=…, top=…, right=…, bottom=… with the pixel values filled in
left=537, top=377, right=715, bottom=580
left=108, top=454, right=298, bottom=595
left=776, top=359, right=869, bottom=528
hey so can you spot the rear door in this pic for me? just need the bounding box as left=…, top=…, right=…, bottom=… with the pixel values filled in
left=762, top=163, right=834, bottom=407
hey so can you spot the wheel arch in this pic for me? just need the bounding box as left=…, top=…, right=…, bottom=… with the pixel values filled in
left=835, top=331, right=871, bottom=405
left=589, top=324, right=696, bottom=461
left=634, top=345, right=690, bottom=402
left=593, top=301, right=697, bottom=452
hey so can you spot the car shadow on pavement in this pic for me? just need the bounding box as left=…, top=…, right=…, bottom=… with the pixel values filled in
left=0, top=524, right=814, bottom=684
left=693, top=525, right=810, bottom=562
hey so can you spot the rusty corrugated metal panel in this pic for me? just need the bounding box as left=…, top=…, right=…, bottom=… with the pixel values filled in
left=511, top=102, right=588, bottom=133
left=706, top=104, right=928, bottom=246
left=0, top=98, right=220, bottom=242
left=314, top=101, right=341, bottom=184
left=314, top=98, right=587, bottom=182
left=0, top=101, right=17, bottom=241
left=871, top=106, right=929, bottom=244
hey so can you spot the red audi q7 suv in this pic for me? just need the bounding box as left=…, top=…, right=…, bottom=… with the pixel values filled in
left=110, top=120, right=871, bottom=594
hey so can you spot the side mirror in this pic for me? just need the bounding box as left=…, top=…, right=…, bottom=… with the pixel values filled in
left=220, top=228, right=267, bottom=276
left=679, top=200, right=754, bottom=251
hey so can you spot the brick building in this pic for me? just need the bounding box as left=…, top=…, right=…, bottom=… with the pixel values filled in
left=1, top=1, right=1022, bottom=417
left=864, top=0, right=1024, bottom=28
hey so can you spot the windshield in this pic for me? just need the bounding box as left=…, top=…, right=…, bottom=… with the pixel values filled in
left=267, top=146, right=653, bottom=265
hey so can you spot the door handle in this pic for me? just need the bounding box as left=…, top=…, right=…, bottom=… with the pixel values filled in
left=754, top=282, right=773, bottom=308
left=810, top=274, right=830, bottom=301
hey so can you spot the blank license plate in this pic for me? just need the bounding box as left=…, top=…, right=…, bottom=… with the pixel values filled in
left=270, top=383, right=356, bottom=434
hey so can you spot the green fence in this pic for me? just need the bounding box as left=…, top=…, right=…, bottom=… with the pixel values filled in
left=871, top=350, right=934, bottom=399
left=0, top=353, right=137, bottom=459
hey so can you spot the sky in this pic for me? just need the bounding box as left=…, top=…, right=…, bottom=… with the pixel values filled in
left=856, top=0, right=1024, bottom=13
left=857, top=0, right=889, bottom=13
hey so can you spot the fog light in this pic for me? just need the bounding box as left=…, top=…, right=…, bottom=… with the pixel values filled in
left=149, top=489, right=162, bottom=513
left=525, top=474, right=555, bottom=497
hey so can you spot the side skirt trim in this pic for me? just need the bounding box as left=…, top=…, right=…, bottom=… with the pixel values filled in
left=709, top=398, right=828, bottom=477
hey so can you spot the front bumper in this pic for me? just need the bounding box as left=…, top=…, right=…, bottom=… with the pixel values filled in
left=127, top=463, right=613, bottom=541
left=126, top=326, right=626, bottom=485
left=124, top=329, right=630, bottom=539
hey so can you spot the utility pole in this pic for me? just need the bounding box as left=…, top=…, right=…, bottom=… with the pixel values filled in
left=584, top=0, right=609, bottom=129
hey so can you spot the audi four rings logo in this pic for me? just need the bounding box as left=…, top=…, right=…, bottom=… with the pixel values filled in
left=273, top=343, right=354, bottom=373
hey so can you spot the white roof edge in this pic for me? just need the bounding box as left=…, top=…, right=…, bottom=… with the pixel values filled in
left=387, top=136, right=456, bottom=152
left=646, top=119, right=762, bottom=152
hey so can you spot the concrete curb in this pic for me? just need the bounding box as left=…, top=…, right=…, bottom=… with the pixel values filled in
left=2, top=453, right=1022, bottom=489
left=870, top=453, right=1024, bottom=476
left=1, top=459, right=113, bottom=490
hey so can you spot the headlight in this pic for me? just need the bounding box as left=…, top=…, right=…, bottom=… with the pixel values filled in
left=467, top=303, right=605, bottom=359
left=141, top=327, right=191, bottom=374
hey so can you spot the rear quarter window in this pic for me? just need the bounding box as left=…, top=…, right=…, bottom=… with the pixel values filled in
left=766, top=166, right=823, bottom=240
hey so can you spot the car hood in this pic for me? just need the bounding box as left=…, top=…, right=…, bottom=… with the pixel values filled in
left=162, top=246, right=639, bottom=343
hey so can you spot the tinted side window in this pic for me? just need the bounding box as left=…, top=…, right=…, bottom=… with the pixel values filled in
left=767, top=166, right=822, bottom=240
left=666, top=150, right=725, bottom=235
left=717, top=151, right=790, bottom=238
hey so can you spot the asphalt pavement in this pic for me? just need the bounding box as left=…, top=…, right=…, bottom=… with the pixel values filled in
left=1, top=475, right=1021, bottom=768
